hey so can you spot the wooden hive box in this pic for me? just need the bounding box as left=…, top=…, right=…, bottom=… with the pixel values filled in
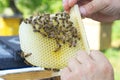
left=0, top=15, right=22, bottom=36
left=1, top=70, right=60, bottom=80
left=83, top=18, right=112, bottom=50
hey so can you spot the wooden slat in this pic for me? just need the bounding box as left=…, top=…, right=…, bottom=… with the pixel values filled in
left=1, top=70, right=60, bottom=80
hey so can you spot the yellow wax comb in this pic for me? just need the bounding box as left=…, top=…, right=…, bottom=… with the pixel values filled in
left=19, top=5, right=89, bottom=69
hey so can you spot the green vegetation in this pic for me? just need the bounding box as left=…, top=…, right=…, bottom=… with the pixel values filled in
left=0, top=0, right=9, bottom=13
left=112, top=21, right=120, bottom=41
left=103, top=20, right=120, bottom=80
left=0, top=0, right=63, bottom=17
left=16, top=0, right=63, bottom=17
left=103, top=48, right=120, bottom=80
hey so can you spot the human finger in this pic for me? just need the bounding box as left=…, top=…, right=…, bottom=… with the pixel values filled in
left=68, top=0, right=78, bottom=8
left=63, top=0, right=70, bottom=11
left=68, top=57, right=81, bottom=72
left=76, top=50, right=93, bottom=64
left=60, top=67, right=71, bottom=80
left=88, top=12, right=119, bottom=22
left=80, top=0, right=110, bottom=16
left=89, top=50, right=109, bottom=62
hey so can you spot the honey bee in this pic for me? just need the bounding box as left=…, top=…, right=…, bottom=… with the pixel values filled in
left=20, top=52, right=32, bottom=58
left=68, top=39, right=73, bottom=47
left=38, top=16, right=43, bottom=21
left=44, top=13, right=50, bottom=17
left=52, top=68, right=60, bottom=72
left=73, top=39, right=77, bottom=47
left=24, top=18, right=30, bottom=24
left=24, top=53, right=32, bottom=58
left=24, top=60, right=35, bottom=66
left=29, top=16, right=33, bottom=20
left=52, top=16, right=57, bottom=20
left=68, top=21, right=73, bottom=26
left=55, top=12, right=62, bottom=16
left=39, top=31, right=47, bottom=37
left=38, top=25, right=43, bottom=29
left=62, top=35, right=66, bottom=44
left=54, top=40, right=61, bottom=52
left=61, top=13, right=63, bottom=17
left=64, top=12, right=70, bottom=19
left=33, top=29, right=39, bottom=32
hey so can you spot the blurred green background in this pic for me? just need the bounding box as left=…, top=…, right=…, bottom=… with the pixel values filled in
left=0, top=0, right=120, bottom=80
left=0, top=0, right=63, bottom=17
left=104, top=21, right=120, bottom=80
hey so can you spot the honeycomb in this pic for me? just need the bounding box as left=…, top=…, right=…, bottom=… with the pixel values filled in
left=19, top=5, right=89, bottom=69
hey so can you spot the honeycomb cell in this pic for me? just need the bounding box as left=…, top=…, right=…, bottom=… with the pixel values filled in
left=19, top=22, right=85, bottom=69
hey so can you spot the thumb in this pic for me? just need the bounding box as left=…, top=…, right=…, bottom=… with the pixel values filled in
left=80, top=0, right=110, bottom=16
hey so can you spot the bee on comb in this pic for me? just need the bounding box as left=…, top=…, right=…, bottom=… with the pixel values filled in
left=23, top=12, right=80, bottom=52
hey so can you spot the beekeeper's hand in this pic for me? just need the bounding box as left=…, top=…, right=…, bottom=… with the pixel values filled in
left=63, top=0, right=120, bottom=22
left=60, top=51, right=114, bottom=80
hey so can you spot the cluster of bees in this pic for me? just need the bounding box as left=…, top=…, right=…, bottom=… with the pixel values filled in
left=24, top=12, right=80, bottom=52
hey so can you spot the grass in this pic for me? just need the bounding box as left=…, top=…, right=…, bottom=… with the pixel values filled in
left=112, top=20, right=120, bottom=41
left=102, top=20, right=120, bottom=80
left=103, top=48, right=120, bottom=80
